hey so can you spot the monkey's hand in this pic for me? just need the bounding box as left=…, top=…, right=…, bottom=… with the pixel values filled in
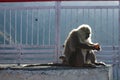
left=59, top=56, right=68, bottom=64
left=93, top=43, right=101, bottom=51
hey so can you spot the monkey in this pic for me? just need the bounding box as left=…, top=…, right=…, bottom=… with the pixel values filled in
left=60, top=24, right=106, bottom=67
left=24, top=24, right=105, bottom=68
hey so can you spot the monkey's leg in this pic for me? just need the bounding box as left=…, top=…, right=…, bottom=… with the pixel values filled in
left=68, top=52, right=77, bottom=67
left=88, top=51, right=106, bottom=66
left=83, top=63, right=96, bottom=68
left=85, top=51, right=98, bottom=68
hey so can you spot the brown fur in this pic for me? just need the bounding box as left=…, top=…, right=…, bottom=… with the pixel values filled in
left=60, top=24, right=105, bottom=67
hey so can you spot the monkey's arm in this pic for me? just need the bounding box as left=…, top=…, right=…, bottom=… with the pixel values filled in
left=68, top=31, right=100, bottom=50
left=79, top=43, right=100, bottom=50
left=79, top=43, right=94, bottom=49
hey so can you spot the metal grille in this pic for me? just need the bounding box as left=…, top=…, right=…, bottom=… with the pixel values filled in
left=0, top=1, right=120, bottom=79
left=0, top=4, right=57, bottom=64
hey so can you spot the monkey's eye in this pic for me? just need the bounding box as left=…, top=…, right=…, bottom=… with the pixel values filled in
left=86, top=33, right=90, bottom=36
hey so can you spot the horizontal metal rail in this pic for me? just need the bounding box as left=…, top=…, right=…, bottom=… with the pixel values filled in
left=0, top=6, right=119, bottom=10
left=61, top=6, right=119, bottom=9
left=0, top=0, right=119, bottom=2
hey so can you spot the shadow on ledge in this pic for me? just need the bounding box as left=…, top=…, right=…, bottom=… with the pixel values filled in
left=0, top=63, right=112, bottom=71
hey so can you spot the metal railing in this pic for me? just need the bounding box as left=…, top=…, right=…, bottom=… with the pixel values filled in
left=0, top=1, right=120, bottom=79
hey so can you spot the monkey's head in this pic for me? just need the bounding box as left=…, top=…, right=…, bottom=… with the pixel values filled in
left=77, top=24, right=92, bottom=43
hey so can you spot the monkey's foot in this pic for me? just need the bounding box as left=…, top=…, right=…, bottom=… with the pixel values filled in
left=83, top=63, right=97, bottom=68
left=94, top=62, right=106, bottom=66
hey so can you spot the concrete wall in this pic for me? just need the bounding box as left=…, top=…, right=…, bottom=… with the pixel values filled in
left=0, top=65, right=113, bottom=80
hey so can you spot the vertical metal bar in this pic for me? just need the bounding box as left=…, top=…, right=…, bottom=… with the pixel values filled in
left=76, top=9, right=78, bottom=26
left=112, top=9, right=114, bottom=45
left=83, top=8, right=84, bottom=24
left=3, top=13, right=5, bottom=44
left=118, top=1, right=120, bottom=80
left=70, top=9, right=73, bottom=27
left=19, top=10, right=22, bottom=64
left=17, top=45, right=21, bottom=65
left=61, top=9, right=65, bottom=42
left=31, top=10, right=33, bottom=45
left=64, top=9, right=67, bottom=36
left=111, top=9, right=116, bottom=80
left=106, top=8, right=108, bottom=45
left=48, top=9, right=51, bottom=45
left=20, top=10, right=22, bottom=44
left=112, top=9, right=118, bottom=80
left=43, top=9, right=45, bottom=45
left=15, top=10, right=17, bottom=44
left=37, top=9, right=39, bottom=45
left=94, top=9, right=96, bottom=40
left=100, top=8, right=102, bottom=43
left=10, top=10, right=12, bottom=44
left=26, top=9, right=28, bottom=45
left=88, top=9, right=89, bottom=24
left=55, top=1, right=61, bottom=62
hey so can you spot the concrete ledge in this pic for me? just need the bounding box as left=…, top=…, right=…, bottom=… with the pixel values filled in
left=0, top=65, right=113, bottom=80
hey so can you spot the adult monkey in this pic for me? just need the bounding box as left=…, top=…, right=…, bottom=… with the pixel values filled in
left=60, top=24, right=105, bottom=67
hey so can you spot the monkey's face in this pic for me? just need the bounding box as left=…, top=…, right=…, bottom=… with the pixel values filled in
left=77, top=24, right=92, bottom=43
left=79, top=28, right=91, bottom=40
